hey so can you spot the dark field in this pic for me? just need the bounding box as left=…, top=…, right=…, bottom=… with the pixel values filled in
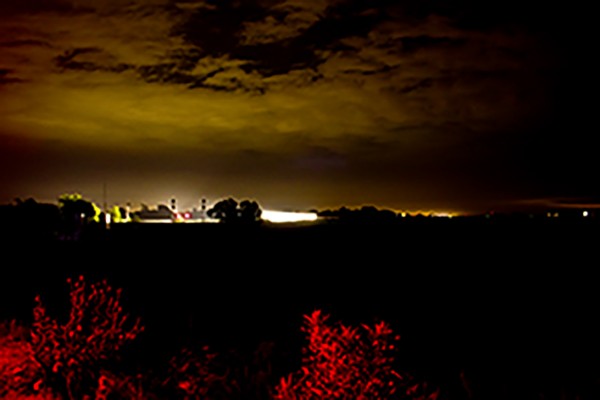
left=2, top=219, right=599, bottom=398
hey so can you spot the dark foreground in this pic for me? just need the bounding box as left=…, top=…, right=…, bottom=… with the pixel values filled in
left=2, top=219, right=599, bottom=399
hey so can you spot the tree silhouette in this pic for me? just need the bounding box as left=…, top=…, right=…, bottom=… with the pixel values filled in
left=10, top=198, right=61, bottom=238
left=208, top=198, right=262, bottom=224
left=239, top=200, right=262, bottom=223
left=208, top=198, right=239, bottom=223
left=57, top=193, right=103, bottom=240
left=58, top=193, right=101, bottom=224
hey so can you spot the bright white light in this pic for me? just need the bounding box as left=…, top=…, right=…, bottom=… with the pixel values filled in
left=432, top=212, right=455, bottom=218
left=262, top=210, right=318, bottom=223
left=583, top=211, right=589, bottom=217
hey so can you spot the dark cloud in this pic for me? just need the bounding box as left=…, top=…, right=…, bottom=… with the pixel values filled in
left=398, top=35, right=466, bottom=53
left=42, top=0, right=555, bottom=97
left=53, top=47, right=135, bottom=75
left=0, top=39, right=52, bottom=48
left=446, top=1, right=562, bottom=33
left=54, top=47, right=106, bottom=71
left=137, top=63, right=194, bottom=84
left=398, top=78, right=433, bottom=94
left=165, top=47, right=204, bottom=71
left=293, top=146, right=347, bottom=171
left=0, top=69, right=24, bottom=85
left=0, top=0, right=75, bottom=16
left=0, top=0, right=590, bottom=211
left=388, top=1, right=563, bottom=33
left=50, top=46, right=264, bottom=92
left=175, top=0, right=391, bottom=78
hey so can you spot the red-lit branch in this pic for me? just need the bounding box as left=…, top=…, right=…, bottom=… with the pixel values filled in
left=30, top=276, right=143, bottom=399
left=274, top=310, right=437, bottom=400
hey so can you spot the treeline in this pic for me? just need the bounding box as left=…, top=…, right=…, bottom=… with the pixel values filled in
left=0, top=195, right=264, bottom=241
left=1, top=195, right=597, bottom=243
left=318, top=206, right=435, bottom=224
left=0, top=195, right=105, bottom=241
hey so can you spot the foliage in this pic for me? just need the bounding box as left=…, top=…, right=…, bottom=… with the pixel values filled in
left=162, top=342, right=276, bottom=400
left=58, top=193, right=101, bottom=224
left=274, top=310, right=439, bottom=400
left=163, top=346, right=228, bottom=399
left=109, top=205, right=129, bottom=223
left=223, top=341, right=276, bottom=400
left=11, top=198, right=61, bottom=238
left=239, top=200, right=262, bottom=222
left=0, top=321, right=54, bottom=398
left=1, top=281, right=443, bottom=399
left=30, top=276, right=143, bottom=399
left=94, top=370, right=147, bottom=400
left=318, top=206, right=398, bottom=224
left=207, top=197, right=262, bottom=224
left=110, top=205, right=122, bottom=223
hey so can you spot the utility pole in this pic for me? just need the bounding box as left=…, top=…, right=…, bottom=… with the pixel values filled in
left=103, top=181, right=109, bottom=228
left=103, top=181, right=107, bottom=212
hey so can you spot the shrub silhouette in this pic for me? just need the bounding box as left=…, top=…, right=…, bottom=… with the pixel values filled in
left=30, top=276, right=143, bottom=399
left=274, top=310, right=438, bottom=400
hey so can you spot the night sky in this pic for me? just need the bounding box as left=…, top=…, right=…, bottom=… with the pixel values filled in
left=0, top=0, right=595, bottom=212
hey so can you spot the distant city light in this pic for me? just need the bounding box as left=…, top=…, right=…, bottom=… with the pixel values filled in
left=262, top=210, right=318, bottom=223
left=431, top=212, right=455, bottom=218
left=583, top=211, right=589, bottom=217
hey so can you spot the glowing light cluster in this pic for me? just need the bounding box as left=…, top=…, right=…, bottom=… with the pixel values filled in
left=431, top=212, right=455, bottom=218
left=262, top=210, right=318, bottom=223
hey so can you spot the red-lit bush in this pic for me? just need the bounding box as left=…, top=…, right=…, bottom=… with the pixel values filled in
left=162, top=343, right=277, bottom=400
left=93, top=370, right=146, bottom=399
left=3, top=281, right=443, bottom=399
left=0, top=321, right=56, bottom=399
left=164, top=341, right=277, bottom=400
left=274, top=310, right=438, bottom=400
left=164, top=346, right=228, bottom=398
left=30, top=276, right=143, bottom=399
